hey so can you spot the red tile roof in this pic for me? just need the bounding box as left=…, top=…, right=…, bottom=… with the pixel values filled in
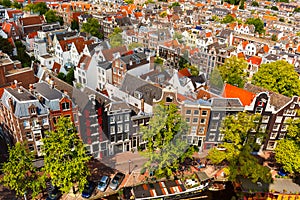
left=237, top=52, right=245, bottom=59
left=222, top=83, right=255, bottom=106
left=77, top=55, right=91, bottom=70
left=19, top=15, right=44, bottom=26
left=163, top=40, right=181, bottom=48
left=247, top=56, right=262, bottom=66
left=205, top=32, right=212, bottom=37
left=242, top=40, right=249, bottom=49
left=178, top=68, right=191, bottom=78
left=263, top=44, right=269, bottom=53
left=52, top=62, right=61, bottom=73
left=59, top=37, right=85, bottom=52
left=6, top=9, right=23, bottom=18
left=2, top=22, right=12, bottom=34
left=28, top=31, right=38, bottom=39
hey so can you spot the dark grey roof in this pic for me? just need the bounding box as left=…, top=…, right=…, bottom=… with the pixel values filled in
left=210, top=98, right=244, bottom=109
left=87, top=42, right=100, bottom=52
left=120, top=52, right=147, bottom=64
left=115, top=17, right=132, bottom=26
left=140, top=70, right=172, bottom=84
left=195, top=171, right=211, bottom=182
left=135, top=84, right=162, bottom=105
left=54, top=31, right=77, bottom=41
left=218, top=29, right=233, bottom=39
left=97, top=61, right=112, bottom=70
left=1, top=88, right=48, bottom=118
left=120, top=73, right=149, bottom=94
left=33, top=82, right=62, bottom=100
left=244, top=83, right=291, bottom=110
left=107, top=101, right=131, bottom=112
left=264, top=54, right=279, bottom=61
left=83, top=87, right=111, bottom=106
left=72, top=88, right=90, bottom=113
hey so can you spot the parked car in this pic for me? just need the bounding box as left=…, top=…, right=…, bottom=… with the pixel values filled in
left=109, top=172, right=125, bottom=190
left=81, top=181, right=96, bottom=198
left=97, top=176, right=110, bottom=192
left=46, top=187, right=62, bottom=200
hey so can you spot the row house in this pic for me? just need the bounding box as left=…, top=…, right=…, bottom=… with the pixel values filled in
left=112, top=52, right=148, bottom=86
left=181, top=99, right=211, bottom=150
left=32, top=81, right=78, bottom=131
left=1, top=21, right=21, bottom=40
left=0, top=87, right=49, bottom=156
left=243, top=83, right=300, bottom=151
left=0, top=52, right=35, bottom=89
left=233, top=24, right=255, bottom=36
left=147, top=29, right=173, bottom=50
left=17, top=15, right=45, bottom=38
left=105, top=101, right=132, bottom=155
left=74, top=45, right=127, bottom=90
left=204, top=98, right=244, bottom=149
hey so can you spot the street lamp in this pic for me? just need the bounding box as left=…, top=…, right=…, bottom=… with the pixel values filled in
left=128, top=159, right=132, bottom=174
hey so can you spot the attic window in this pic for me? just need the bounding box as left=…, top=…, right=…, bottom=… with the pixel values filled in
left=166, top=96, right=173, bottom=103
left=29, top=107, right=36, bottom=115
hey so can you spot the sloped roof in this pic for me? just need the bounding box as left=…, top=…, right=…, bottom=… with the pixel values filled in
left=77, top=55, right=91, bottom=70
left=222, top=83, right=255, bottom=106
left=51, top=62, right=61, bottom=73
left=101, top=46, right=128, bottom=62
left=178, top=68, right=192, bottom=78
left=6, top=9, right=23, bottom=18
left=2, top=22, right=12, bottom=34
left=244, top=83, right=291, bottom=110
left=59, top=37, right=84, bottom=52
left=19, top=15, right=44, bottom=26
left=247, top=56, right=262, bottom=66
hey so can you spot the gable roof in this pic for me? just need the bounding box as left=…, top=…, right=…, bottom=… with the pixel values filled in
left=101, top=46, right=128, bottom=62
left=6, top=9, right=23, bottom=18
left=222, top=83, right=255, bottom=106
left=247, top=56, right=262, bottom=66
left=59, top=37, right=84, bottom=52
left=52, top=62, right=61, bottom=73
left=19, top=15, right=44, bottom=26
left=244, top=83, right=292, bottom=111
left=77, top=55, right=91, bottom=70
left=178, top=68, right=192, bottom=78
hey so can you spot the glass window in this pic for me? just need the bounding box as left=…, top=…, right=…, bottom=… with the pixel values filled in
left=42, top=118, right=49, bottom=125
left=101, top=142, right=107, bottom=151
left=117, top=124, right=122, bottom=133
left=210, top=122, right=218, bottom=131
left=186, top=110, right=191, bottom=115
left=26, top=132, right=32, bottom=140
left=110, top=116, right=115, bottom=123
left=23, top=120, right=30, bottom=128
left=208, top=133, right=215, bottom=141
left=124, top=123, right=129, bottom=132
left=193, top=110, right=199, bottom=115
left=28, top=144, right=34, bottom=151
left=193, top=118, right=198, bottom=123
left=117, top=134, right=123, bottom=141
left=110, top=126, right=115, bottom=134
left=201, top=110, right=207, bottom=116
left=111, top=135, right=115, bottom=142
left=186, top=118, right=190, bottom=122
left=200, top=118, right=206, bottom=124
left=62, top=102, right=70, bottom=110
left=124, top=114, right=129, bottom=121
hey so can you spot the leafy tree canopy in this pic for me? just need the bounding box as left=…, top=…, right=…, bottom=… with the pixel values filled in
left=207, top=112, right=272, bottom=183
left=251, top=1, right=259, bottom=7
left=1, top=143, right=46, bottom=198
left=25, top=3, right=49, bottom=15
left=159, top=11, right=167, bottom=18
left=0, top=36, right=13, bottom=55
left=81, top=18, right=103, bottom=39
left=65, top=68, right=75, bottom=86
left=124, top=0, right=134, bottom=4
left=252, top=60, right=300, bottom=97
left=140, top=103, right=196, bottom=178
left=71, top=19, right=79, bottom=30
left=224, top=0, right=240, bottom=5
left=128, top=42, right=143, bottom=50
left=275, top=117, right=300, bottom=174
left=173, top=31, right=184, bottom=43
left=294, top=7, right=300, bottom=12
left=1, top=0, right=11, bottom=7
left=216, top=56, right=248, bottom=88
left=42, top=117, right=91, bottom=194
left=12, top=41, right=33, bottom=68
left=245, top=18, right=265, bottom=34
left=222, top=14, right=235, bottom=24
left=108, top=27, right=123, bottom=48
left=45, top=10, right=64, bottom=25
left=271, top=6, right=279, bottom=11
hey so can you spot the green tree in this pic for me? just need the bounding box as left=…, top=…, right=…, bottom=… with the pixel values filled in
left=271, top=6, right=279, bottom=10
left=245, top=18, right=265, bottom=34
left=81, top=18, right=103, bottom=39
left=124, top=0, right=134, bottom=4
left=25, top=3, right=49, bottom=15
left=128, top=42, right=143, bottom=50
left=271, top=34, right=277, bottom=41
left=140, top=103, right=196, bottom=178
left=0, top=36, right=13, bottom=55
left=65, top=68, right=75, bottom=85
left=45, top=10, right=63, bottom=25
left=170, top=2, right=180, bottom=7
left=173, top=31, right=184, bottom=43
left=252, top=60, right=300, bottom=97
left=57, top=72, right=66, bottom=81
left=239, top=0, right=245, bottom=9
left=222, top=14, right=235, bottom=24
left=42, top=117, right=91, bottom=194
left=212, top=15, right=220, bottom=22
left=1, top=0, right=11, bottom=7
left=159, top=11, right=167, bottom=18
left=275, top=118, right=300, bottom=174
left=12, top=1, right=21, bottom=8
left=154, top=56, right=164, bottom=65
left=109, top=27, right=123, bottom=48
left=12, top=41, right=33, bottom=68
left=71, top=19, right=79, bottom=30
left=294, top=7, right=300, bottom=12
left=251, top=1, right=259, bottom=6
left=1, top=143, right=46, bottom=199
left=207, top=112, right=272, bottom=183
left=216, top=56, right=248, bottom=88
left=279, top=17, right=284, bottom=22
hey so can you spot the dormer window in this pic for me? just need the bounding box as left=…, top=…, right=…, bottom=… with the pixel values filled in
left=62, top=102, right=70, bottom=110
left=166, top=96, right=173, bottom=103
left=29, top=106, right=36, bottom=115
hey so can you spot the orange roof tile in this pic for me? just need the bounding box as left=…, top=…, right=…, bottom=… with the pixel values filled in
left=134, top=12, right=143, bottom=18
left=2, top=22, right=12, bottom=34
left=222, top=83, right=255, bottom=106
left=178, top=68, right=191, bottom=78
left=163, top=40, right=181, bottom=48
left=77, top=55, right=91, bottom=70
left=195, top=3, right=204, bottom=7
left=247, top=56, right=262, bottom=66
left=263, top=44, right=269, bottom=53
left=52, top=62, right=61, bottom=73
left=242, top=40, right=249, bottom=49
left=206, top=32, right=212, bottom=37
left=28, top=31, right=38, bottom=39
left=6, top=9, right=23, bottom=18
left=263, top=15, right=278, bottom=21
left=19, top=16, right=44, bottom=26
left=7, top=37, right=15, bottom=47
left=237, top=52, right=245, bottom=59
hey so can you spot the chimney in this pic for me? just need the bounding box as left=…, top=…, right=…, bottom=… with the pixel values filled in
left=8, top=98, right=15, bottom=113
left=141, top=98, right=145, bottom=113
left=129, top=58, right=133, bottom=66
left=14, top=80, right=18, bottom=87
left=29, top=84, right=34, bottom=94
left=18, top=87, right=23, bottom=93
left=50, top=79, right=54, bottom=89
